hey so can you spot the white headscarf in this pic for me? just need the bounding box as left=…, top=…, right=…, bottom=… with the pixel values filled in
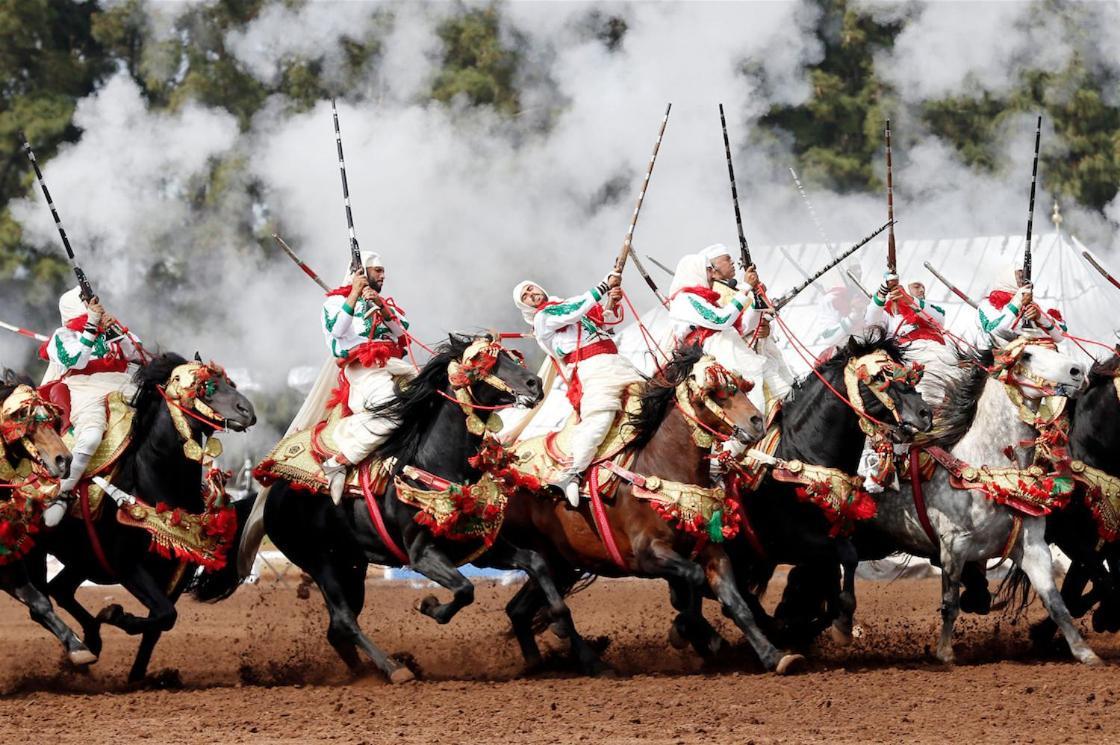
left=513, top=280, right=549, bottom=325
left=669, top=254, right=709, bottom=296
left=338, top=251, right=385, bottom=284
left=701, top=243, right=732, bottom=267
left=994, top=260, right=1021, bottom=293
left=59, top=286, right=86, bottom=324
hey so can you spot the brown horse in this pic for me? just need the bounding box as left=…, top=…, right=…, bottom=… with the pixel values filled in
left=0, top=378, right=93, bottom=665
left=500, top=345, right=804, bottom=674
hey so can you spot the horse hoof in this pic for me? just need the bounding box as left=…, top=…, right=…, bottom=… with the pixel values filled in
left=68, top=649, right=98, bottom=666
left=389, top=666, right=416, bottom=684
left=1079, top=650, right=1105, bottom=667
left=935, top=651, right=955, bottom=666
left=668, top=625, right=688, bottom=650
left=775, top=653, right=806, bottom=675
left=416, top=595, right=439, bottom=616
left=96, top=604, right=123, bottom=624
left=830, top=624, right=854, bottom=647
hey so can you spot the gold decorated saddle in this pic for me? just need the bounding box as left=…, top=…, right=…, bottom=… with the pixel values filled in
left=254, top=408, right=392, bottom=498
left=63, top=391, right=135, bottom=517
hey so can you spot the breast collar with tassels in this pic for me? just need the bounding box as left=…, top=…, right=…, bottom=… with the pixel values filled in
left=444, top=338, right=525, bottom=436
left=672, top=357, right=754, bottom=448
left=158, top=362, right=233, bottom=463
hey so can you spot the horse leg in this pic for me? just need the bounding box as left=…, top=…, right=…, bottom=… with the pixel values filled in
left=406, top=537, right=476, bottom=625
left=126, top=566, right=194, bottom=683
left=3, top=565, right=96, bottom=666
left=959, top=561, right=992, bottom=614
left=45, top=563, right=104, bottom=658
left=504, top=580, right=547, bottom=670
left=1016, top=521, right=1102, bottom=665
left=935, top=551, right=962, bottom=665
left=700, top=547, right=803, bottom=674
left=831, top=539, right=859, bottom=644
left=666, top=577, right=727, bottom=659
left=1030, top=559, right=1091, bottom=648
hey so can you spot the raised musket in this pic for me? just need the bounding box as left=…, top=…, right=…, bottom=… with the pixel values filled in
left=772, top=219, right=894, bottom=310
left=645, top=254, right=675, bottom=278
left=884, top=119, right=897, bottom=274
left=718, top=104, right=751, bottom=269
left=19, top=132, right=95, bottom=301
left=274, top=234, right=330, bottom=292
left=614, top=104, right=671, bottom=275
left=1023, top=115, right=1043, bottom=283
left=0, top=320, right=48, bottom=343
left=330, top=99, right=363, bottom=274
left=922, top=261, right=978, bottom=308
left=845, top=270, right=872, bottom=300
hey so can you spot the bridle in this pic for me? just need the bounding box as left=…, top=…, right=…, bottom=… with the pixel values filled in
left=843, top=350, right=924, bottom=440
left=0, top=384, right=65, bottom=480
left=444, top=337, right=529, bottom=435
left=158, top=361, right=236, bottom=463
left=673, top=356, right=756, bottom=447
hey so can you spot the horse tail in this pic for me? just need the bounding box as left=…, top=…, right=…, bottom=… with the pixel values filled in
left=192, top=496, right=259, bottom=603
left=995, top=564, right=1034, bottom=619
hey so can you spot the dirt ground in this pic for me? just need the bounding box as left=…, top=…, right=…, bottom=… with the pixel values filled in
left=0, top=573, right=1116, bottom=744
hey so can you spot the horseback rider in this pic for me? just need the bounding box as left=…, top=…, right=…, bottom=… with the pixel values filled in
left=41, top=287, right=145, bottom=526
left=513, top=271, right=642, bottom=507
left=665, top=246, right=767, bottom=410
left=975, top=263, right=1066, bottom=349
left=318, top=251, right=415, bottom=504
left=815, top=281, right=870, bottom=361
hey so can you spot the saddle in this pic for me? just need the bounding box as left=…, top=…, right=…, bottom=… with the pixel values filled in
left=254, top=407, right=392, bottom=499
left=62, top=391, right=136, bottom=518
left=512, top=383, right=644, bottom=499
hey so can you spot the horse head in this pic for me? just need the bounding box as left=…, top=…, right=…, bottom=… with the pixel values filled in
left=681, top=354, right=765, bottom=445
left=992, top=336, right=1086, bottom=399
left=843, top=336, right=933, bottom=443
left=162, top=360, right=257, bottom=433
left=0, top=383, right=71, bottom=479
left=447, top=334, right=543, bottom=410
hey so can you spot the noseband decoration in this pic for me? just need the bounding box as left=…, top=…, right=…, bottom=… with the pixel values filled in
left=160, top=362, right=234, bottom=463
left=446, top=338, right=524, bottom=435
left=0, top=385, right=63, bottom=476
left=844, top=350, right=924, bottom=491
left=675, top=357, right=754, bottom=448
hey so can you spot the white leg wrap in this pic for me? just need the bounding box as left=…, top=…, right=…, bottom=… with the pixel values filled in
left=566, top=410, right=616, bottom=476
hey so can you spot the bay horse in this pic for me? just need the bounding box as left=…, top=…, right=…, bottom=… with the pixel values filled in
left=499, top=345, right=811, bottom=674
left=261, top=335, right=552, bottom=683
left=0, top=378, right=93, bottom=665
left=852, top=338, right=1100, bottom=664
left=30, top=353, right=257, bottom=682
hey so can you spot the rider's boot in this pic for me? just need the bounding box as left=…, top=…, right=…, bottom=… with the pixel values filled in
left=43, top=443, right=97, bottom=528
left=321, top=456, right=350, bottom=505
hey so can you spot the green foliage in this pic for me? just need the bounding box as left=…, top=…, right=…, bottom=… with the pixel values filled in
left=431, top=5, right=521, bottom=115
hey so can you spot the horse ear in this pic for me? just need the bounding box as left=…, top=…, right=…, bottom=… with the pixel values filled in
left=194, top=351, right=203, bottom=362
left=2, top=369, right=18, bottom=386
left=846, top=335, right=861, bottom=355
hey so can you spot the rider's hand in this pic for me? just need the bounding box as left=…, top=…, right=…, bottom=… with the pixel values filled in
left=347, top=270, right=368, bottom=305
left=1023, top=303, right=1041, bottom=321
left=607, top=286, right=623, bottom=305
left=744, top=265, right=760, bottom=290
left=755, top=317, right=772, bottom=339
left=100, top=312, right=118, bottom=330
left=886, top=286, right=906, bottom=305
left=607, top=271, right=622, bottom=289
left=85, top=298, right=105, bottom=324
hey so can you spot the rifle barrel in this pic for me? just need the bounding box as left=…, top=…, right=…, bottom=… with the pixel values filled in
left=774, top=219, right=894, bottom=310
left=615, top=104, right=671, bottom=274
left=273, top=234, right=331, bottom=292
left=1024, top=115, right=1042, bottom=283
left=719, top=104, right=750, bottom=268
left=885, top=119, right=896, bottom=274
left=331, top=100, right=362, bottom=272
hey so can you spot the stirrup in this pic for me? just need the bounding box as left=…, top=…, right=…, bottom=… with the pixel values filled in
left=42, top=491, right=75, bottom=528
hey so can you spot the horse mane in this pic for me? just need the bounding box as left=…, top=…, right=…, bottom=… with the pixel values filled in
left=625, top=343, right=704, bottom=450
left=130, top=352, right=189, bottom=437
left=927, top=346, right=993, bottom=449
left=371, top=335, right=473, bottom=466
left=1089, top=353, right=1120, bottom=387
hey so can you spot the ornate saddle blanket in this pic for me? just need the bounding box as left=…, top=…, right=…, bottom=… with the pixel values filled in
left=1070, top=460, right=1120, bottom=542
left=254, top=409, right=392, bottom=499
left=512, top=383, right=644, bottom=500
left=0, top=456, right=45, bottom=566
left=63, top=391, right=135, bottom=518
left=920, top=445, right=1074, bottom=517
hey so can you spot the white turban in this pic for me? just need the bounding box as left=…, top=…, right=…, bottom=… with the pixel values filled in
left=669, top=254, right=710, bottom=297
left=59, top=286, right=87, bottom=324
left=361, top=250, right=384, bottom=269
left=701, top=243, right=733, bottom=266
left=994, top=260, right=1021, bottom=293
left=513, top=280, right=550, bottom=325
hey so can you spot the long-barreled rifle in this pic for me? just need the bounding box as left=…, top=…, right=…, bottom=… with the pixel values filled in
left=772, top=219, right=894, bottom=310
left=845, top=270, right=871, bottom=300
left=274, top=234, right=330, bottom=292
left=1081, top=251, right=1120, bottom=292
left=923, top=261, right=978, bottom=308
left=885, top=119, right=897, bottom=275
left=614, top=104, right=671, bottom=276
left=19, top=132, right=95, bottom=302
left=718, top=104, right=751, bottom=269
left=1023, top=115, right=1042, bottom=283
left=0, top=320, right=48, bottom=343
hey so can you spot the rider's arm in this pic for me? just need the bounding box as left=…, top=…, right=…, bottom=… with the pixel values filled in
left=1037, top=308, right=1067, bottom=344
left=670, top=289, right=750, bottom=331
left=976, top=297, right=1021, bottom=339
left=534, top=288, right=604, bottom=331
left=323, top=296, right=356, bottom=340
left=48, top=326, right=96, bottom=372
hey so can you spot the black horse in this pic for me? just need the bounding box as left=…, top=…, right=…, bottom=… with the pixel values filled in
left=29, top=353, right=256, bottom=682
left=0, top=378, right=92, bottom=664
left=260, top=335, right=551, bottom=683
left=721, top=330, right=933, bottom=649
left=1031, top=353, right=1120, bottom=646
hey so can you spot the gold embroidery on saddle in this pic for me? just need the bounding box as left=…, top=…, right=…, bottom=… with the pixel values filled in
left=512, top=383, right=644, bottom=499
left=394, top=468, right=506, bottom=545
left=115, top=469, right=238, bottom=570
left=63, top=391, right=135, bottom=517
left=950, top=463, right=1074, bottom=517
left=254, top=408, right=392, bottom=498
left=1069, top=460, right=1120, bottom=541
left=601, top=461, right=741, bottom=542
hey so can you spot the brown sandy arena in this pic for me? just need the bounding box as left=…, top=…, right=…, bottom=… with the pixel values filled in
left=1, top=574, right=1117, bottom=744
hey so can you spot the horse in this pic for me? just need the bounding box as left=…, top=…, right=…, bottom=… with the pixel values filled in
left=1030, top=352, right=1120, bottom=646
left=0, top=378, right=95, bottom=665
left=29, top=353, right=257, bottom=682
left=851, top=337, right=1099, bottom=664
left=498, top=344, right=815, bottom=674
left=259, top=335, right=550, bottom=683
left=713, top=330, right=934, bottom=649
